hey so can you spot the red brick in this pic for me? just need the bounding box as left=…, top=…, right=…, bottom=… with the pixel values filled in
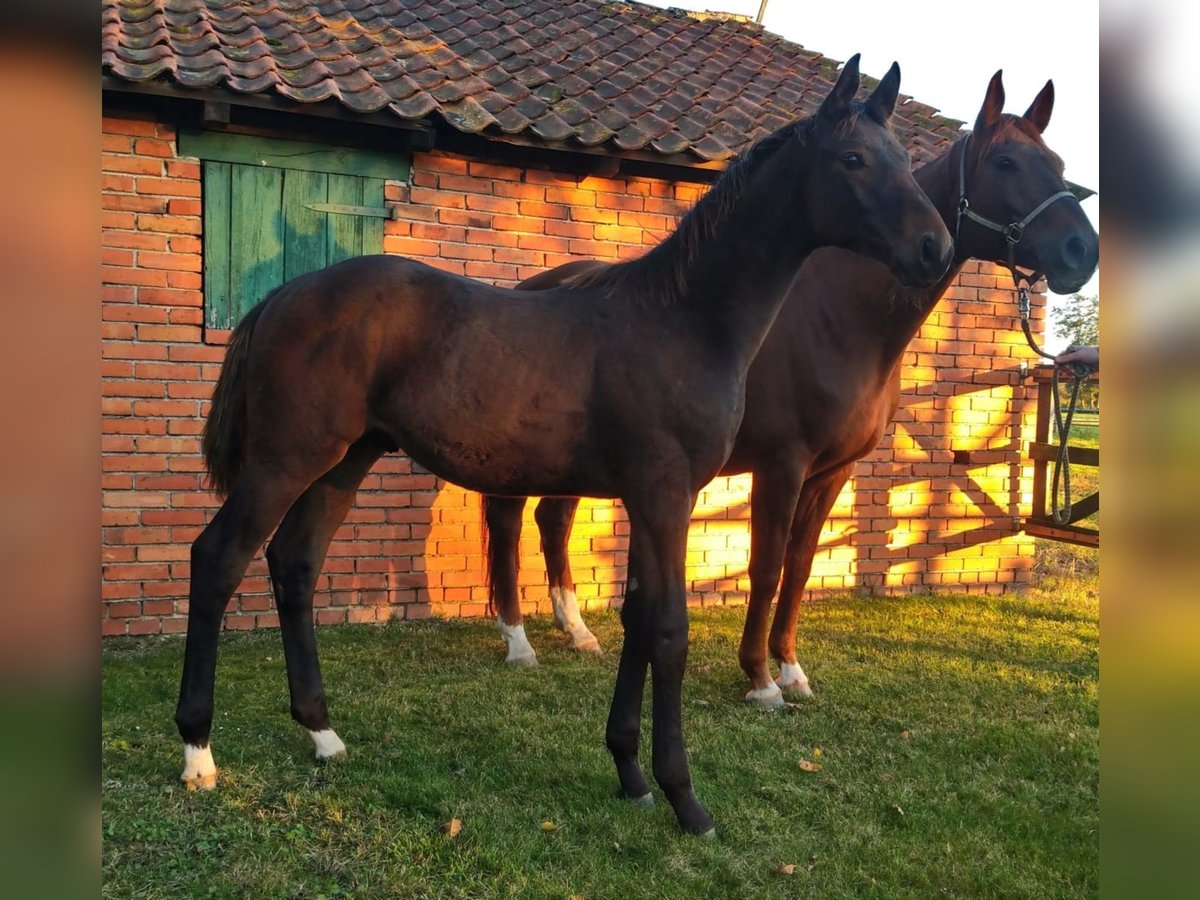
left=167, top=199, right=202, bottom=216
left=139, top=251, right=201, bottom=272
left=105, top=231, right=167, bottom=251
left=102, top=154, right=163, bottom=176
left=136, top=177, right=201, bottom=198
left=137, top=214, right=201, bottom=235
left=137, top=324, right=202, bottom=342
left=134, top=138, right=174, bottom=158
left=102, top=211, right=136, bottom=230
left=103, top=117, right=158, bottom=137
left=166, top=160, right=202, bottom=179
left=103, top=194, right=168, bottom=214
left=102, top=173, right=135, bottom=192
left=102, top=619, right=127, bottom=637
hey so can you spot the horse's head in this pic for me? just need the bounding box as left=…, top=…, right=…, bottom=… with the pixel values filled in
left=958, top=72, right=1099, bottom=293
left=801, top=55, right=953, bottom=288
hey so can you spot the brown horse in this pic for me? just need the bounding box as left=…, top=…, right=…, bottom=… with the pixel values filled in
left=481, top=72, right=1100, bottom=705
left=177, top=55, right=953, bottom=835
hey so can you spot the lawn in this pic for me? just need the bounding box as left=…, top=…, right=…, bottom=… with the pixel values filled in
left=102, top=552, right=1098, bottom=899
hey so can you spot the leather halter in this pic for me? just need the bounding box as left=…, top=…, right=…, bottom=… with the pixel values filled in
left=954, top=134, right=1077, bottom=288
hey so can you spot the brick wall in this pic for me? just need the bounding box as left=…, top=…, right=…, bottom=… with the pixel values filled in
left=101, top=110, right=1042, bottom=636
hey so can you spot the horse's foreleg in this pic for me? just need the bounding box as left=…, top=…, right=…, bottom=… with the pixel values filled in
left=534, top=497, right=599, bottom=652
left=737, top=459, right=806, bottom=708
left=175, top=467, right=313, bottom=790
left=770, top=462, right=856, bottom=695
left=484, top=496, right=537, bottom=665
left=628, top=493, right=714, bottom=836
left=266, top=435, right=387, bottom=761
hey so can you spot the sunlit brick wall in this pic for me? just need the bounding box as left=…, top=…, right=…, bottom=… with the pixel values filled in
left=101, top=109, right=1042, bottom=637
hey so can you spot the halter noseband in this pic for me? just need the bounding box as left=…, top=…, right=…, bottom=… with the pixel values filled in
left=954, top=134, right=1077, bottom=289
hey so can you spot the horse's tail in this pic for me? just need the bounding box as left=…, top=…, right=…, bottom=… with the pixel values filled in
left=477, top=494, right=516, bottom=619
left=480, top=494, right=498, bottom=616
left=202, top=296, right=272, bottom=498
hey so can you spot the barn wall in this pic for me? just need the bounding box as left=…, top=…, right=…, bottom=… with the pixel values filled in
left=101, top=110, right=1041, bottom=637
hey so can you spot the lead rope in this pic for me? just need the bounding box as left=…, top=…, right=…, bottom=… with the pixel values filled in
left=1017, top=283, right=1091, bottom=525
left=954, top=136, right=1092, bottom=524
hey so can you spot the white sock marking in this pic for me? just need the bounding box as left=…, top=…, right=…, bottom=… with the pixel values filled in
left=777, top=662, right=813, bottom=696
left=497, top=617, right=538, bottom=665
left=550, top=587, right=602, bottom=652
left=181, top=743, right=217, bottom=790
left=309, top=728, right=347, bottom=760
left=745, top=682, right=785, bottom=708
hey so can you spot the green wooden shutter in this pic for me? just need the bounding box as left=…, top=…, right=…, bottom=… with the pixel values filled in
left=182, top=131, right=407, bottom=329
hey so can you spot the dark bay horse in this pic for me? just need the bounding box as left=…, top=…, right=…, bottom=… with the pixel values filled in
left=178, top=55, right=954, bottom=834
left=481, top=72, right=1100, bottom=705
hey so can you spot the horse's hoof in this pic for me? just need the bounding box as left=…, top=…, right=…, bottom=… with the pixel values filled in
left=697, top=827, right=718, bottom=841
left=745, top=683, right=785, bottom=709
left=631, top=792, right=655, bottom=808
left=776, top=663, right=814, bottom=697
left=573, top=637, right=603, bottom=655
left=777, top=679, right=814, bottom=697
left=182, top=744, right=218, bottom=791
left=182, top=771, right=218, bottom=792
left=506, top=653, right=539, bottom=667
left=310, top=729, right=348, bottom=762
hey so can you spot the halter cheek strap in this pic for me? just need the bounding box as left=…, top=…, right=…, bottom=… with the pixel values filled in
left=954, top=135, right=1077, bottom=289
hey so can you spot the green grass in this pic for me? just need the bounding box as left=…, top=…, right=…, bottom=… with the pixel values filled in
left=103, top=561, right=1098, bottom=898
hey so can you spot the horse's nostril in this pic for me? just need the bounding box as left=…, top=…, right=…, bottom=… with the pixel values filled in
left=921, top=233, right=938, bottom=265
left=1064, top=235, right=1088, bottom=268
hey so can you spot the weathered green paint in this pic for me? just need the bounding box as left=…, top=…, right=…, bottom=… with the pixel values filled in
left=326, top=174, right=364, bottom=266
left=180, top=129, right=410, bottom=181
left=200, top=141, right=395, bottom=327
left=228, top=164, right=284, bottom=327
left=202, top=162, right=233, bottom=329
left=282, top=169, right=329, bottom=283
left=360, top=177, right=387, bottom=255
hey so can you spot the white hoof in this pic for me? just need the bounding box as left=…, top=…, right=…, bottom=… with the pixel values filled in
left=745, top=682, right=786, bottom=709
left=498, top=618, right=538, bottom=666
left=181, top=743, right=218, bottom=791
left=309, top=728, right=347, bottom=761
left=631, top=792, right=655, bottom=807
left=776, top=663, right=814, bottom=697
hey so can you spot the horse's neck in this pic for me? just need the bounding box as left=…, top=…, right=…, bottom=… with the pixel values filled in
left=670, top=153, right=820, bottom=371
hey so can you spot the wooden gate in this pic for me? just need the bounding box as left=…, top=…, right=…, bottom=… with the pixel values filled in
left=1023, top=364, right=1099, bottom=547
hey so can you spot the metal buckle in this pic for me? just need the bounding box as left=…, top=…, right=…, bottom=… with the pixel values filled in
left=1002, top=222, right=1024, bottom=244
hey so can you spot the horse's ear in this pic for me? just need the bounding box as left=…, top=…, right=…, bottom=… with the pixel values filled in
left=865, top=61, right=901, bottom=123
left=974, top=70, right=1005, bottom=134
left=1024, top=79, right=1055, bottom=133
left=818, top=53, right=861, bottom=125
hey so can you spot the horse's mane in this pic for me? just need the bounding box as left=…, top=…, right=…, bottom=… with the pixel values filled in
left=570, top=116, right=814, bottom=306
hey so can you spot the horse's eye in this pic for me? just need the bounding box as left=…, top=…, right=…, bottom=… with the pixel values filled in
left=994, top=156, right=1015, bottom=171
left=841, top=153, right=865, bottom=170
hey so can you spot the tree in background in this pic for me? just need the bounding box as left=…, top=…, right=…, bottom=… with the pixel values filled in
left=1050, top=293, right=1099, bottom=410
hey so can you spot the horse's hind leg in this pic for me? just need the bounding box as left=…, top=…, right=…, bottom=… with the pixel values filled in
left=266, top=434, right=388, bottom=761
left=175, top=465, right=317, bottom=790
left=534, top=498, right=600, bottom=653
left=483, top=496, right=537, bottom=665
left=737, top=458, right=806, bottom=708
left=770, top=461, right=856, bottom=696
left=617, top=490, right=714, bottom=836
left=605, top=537, right=652, bottom=805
